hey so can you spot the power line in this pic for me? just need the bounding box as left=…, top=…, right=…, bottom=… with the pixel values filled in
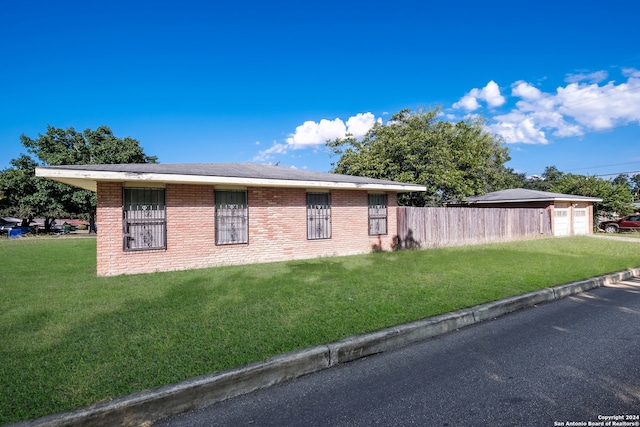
left=527, top=165, right=640, bottom=179
left=593, top=170, right=640, bottom=177
left=565, top=161, right=640, bottom=172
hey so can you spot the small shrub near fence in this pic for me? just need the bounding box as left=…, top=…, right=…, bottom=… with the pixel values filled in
left=397, top=207, right=552, bottom=249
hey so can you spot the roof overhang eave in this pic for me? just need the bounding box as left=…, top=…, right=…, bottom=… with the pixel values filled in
left=35, top=168, right=427, bottom=193
left=468, top=197, right=603, bottom=204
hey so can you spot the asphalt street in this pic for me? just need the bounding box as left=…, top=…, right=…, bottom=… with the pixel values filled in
left=154, top=277, right=640, bottom=427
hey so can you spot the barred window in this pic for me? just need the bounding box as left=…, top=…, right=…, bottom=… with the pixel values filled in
left=215, top=190, right=248, bottom=245
left=368, top=194, right=387, bottom=235
left=307, top=193, right=331, bottom=240
left=123, top=188, right=166, bottom=251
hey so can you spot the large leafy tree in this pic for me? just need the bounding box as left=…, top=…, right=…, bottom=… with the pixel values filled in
left=326, top=108, right=516, bottom=206
left=0, top=126, right=157, bottom=232
left=20, top=126, right=156, bottom=166
left=550, top=173, right=634, bottom=218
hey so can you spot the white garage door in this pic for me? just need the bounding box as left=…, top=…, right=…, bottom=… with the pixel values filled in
left=554, top=208, right=570, bottom=236
left=573, top=208, right=589, bottom=235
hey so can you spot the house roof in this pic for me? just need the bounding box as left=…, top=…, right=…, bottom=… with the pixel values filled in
left=35, top=162, right=427, bottom=193
left=461, top=188, right=602, bottom=204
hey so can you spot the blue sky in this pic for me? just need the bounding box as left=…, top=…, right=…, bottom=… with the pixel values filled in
left=2, top=0, right=639, bottom=180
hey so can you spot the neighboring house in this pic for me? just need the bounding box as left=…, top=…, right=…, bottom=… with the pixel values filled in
left=36, top=163, right=426, bottom=276
left=452, top=189, right=602, bottom=237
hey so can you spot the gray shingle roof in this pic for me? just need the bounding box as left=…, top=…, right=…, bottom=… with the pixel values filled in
left=41, top=162, right=407, bottom=185
left=463, top=188, right=602, bottom=203
left=36, top=162, right=427, bottom=192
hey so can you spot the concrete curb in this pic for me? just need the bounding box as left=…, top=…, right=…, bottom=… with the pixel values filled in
left=12, top=267, right=640, bottom=427
left=472, top=288, right=555, bottom=323
left=327, top=309, right=477, bottom=366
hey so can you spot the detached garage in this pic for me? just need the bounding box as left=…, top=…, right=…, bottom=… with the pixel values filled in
left=458, top=189, right=602, bottom=237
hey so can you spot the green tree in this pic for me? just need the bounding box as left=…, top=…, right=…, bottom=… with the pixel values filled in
left=0, top=126, right=157, bottom=232
left=326, top=108, right=514, bottom=206
left=550, top=173, right=634, bottom=217
left=612, top=174, right=630, bottom=187
left=521, top=165, right=564, bottom=191
left=20, top=126, right=156, bottom=166
left=0, top=155, right=67, bottom=230
left=627, top=174, right=640, bottom=202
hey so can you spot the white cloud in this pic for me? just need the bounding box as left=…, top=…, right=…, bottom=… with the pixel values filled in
left=565, top=70, right=608, bottom=84
left=489, top=112, right=548, bottom=144
left=285, top=118, right=347, bottom=148
left=345, top=112, right=380, bottom=138
left=284, top=113, right=381, bottom=148
left=481, top=81, right=506, bottom=107
left=252, top=141, right=288, bottom=162
left=452, top=94, right=480, bottom=111
left=511, top=81, right=543, bottom=100
left=623, top=67, right=640, bottom=78
left=456, top=69, right=640, bottom=145
left=555, top=77, right=640, bottom=129
left=453, top=80, right=505, bottom=111
left=253, top=112, right=380, bottom=163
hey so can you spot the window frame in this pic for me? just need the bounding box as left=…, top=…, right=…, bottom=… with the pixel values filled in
left=368, top=193, right=388, bottom=236
left=307, top=192, right=331, bottom=240
left=215, top=189, right=249, bottom=245
left=122, top=187, right=167, bottom=251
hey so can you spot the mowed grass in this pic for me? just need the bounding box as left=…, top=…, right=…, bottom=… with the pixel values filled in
left=1, top=236, right=639, bottom=423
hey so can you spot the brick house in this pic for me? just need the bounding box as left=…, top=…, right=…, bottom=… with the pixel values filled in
left=36, top=163, right=426, bottom=276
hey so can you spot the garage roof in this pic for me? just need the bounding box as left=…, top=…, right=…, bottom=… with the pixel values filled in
left=35, top=162, right=427, bottom=193
left=461, top=189, right=602, bottom=204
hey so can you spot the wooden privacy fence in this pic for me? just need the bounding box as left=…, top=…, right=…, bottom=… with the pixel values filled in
left=396, top=207, right=553, bottom=249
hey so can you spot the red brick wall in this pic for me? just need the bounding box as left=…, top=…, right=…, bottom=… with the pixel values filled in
left=96, top=182, right=398, bottom=276
left=96, top=181, right=124, bottom=276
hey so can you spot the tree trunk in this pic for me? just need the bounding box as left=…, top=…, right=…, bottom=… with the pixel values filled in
left=89, top=210, right=96, bottom=233
left=44, top=217, right=56, bottom=233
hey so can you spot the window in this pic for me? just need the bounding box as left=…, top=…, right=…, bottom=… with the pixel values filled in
left=215, top=190, right=248, bottom=245
left=307, top=193, right=331, bottom=239
left=123, top=188, right=166, bottom=251
left=368, top=194, right=387, bottom=235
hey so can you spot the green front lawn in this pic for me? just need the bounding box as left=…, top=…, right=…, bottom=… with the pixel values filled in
left=1, top=236, right=639, bottom=424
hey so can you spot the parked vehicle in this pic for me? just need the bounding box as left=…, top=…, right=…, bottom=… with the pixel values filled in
left=599, top=215, right=640, bottom=233
left=0, top=218, right=20, bottom=234
left=0, top=225, right=31, bottom=237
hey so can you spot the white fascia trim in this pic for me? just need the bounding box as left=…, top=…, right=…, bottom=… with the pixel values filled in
left=36, top=168, right=427, bottom=192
